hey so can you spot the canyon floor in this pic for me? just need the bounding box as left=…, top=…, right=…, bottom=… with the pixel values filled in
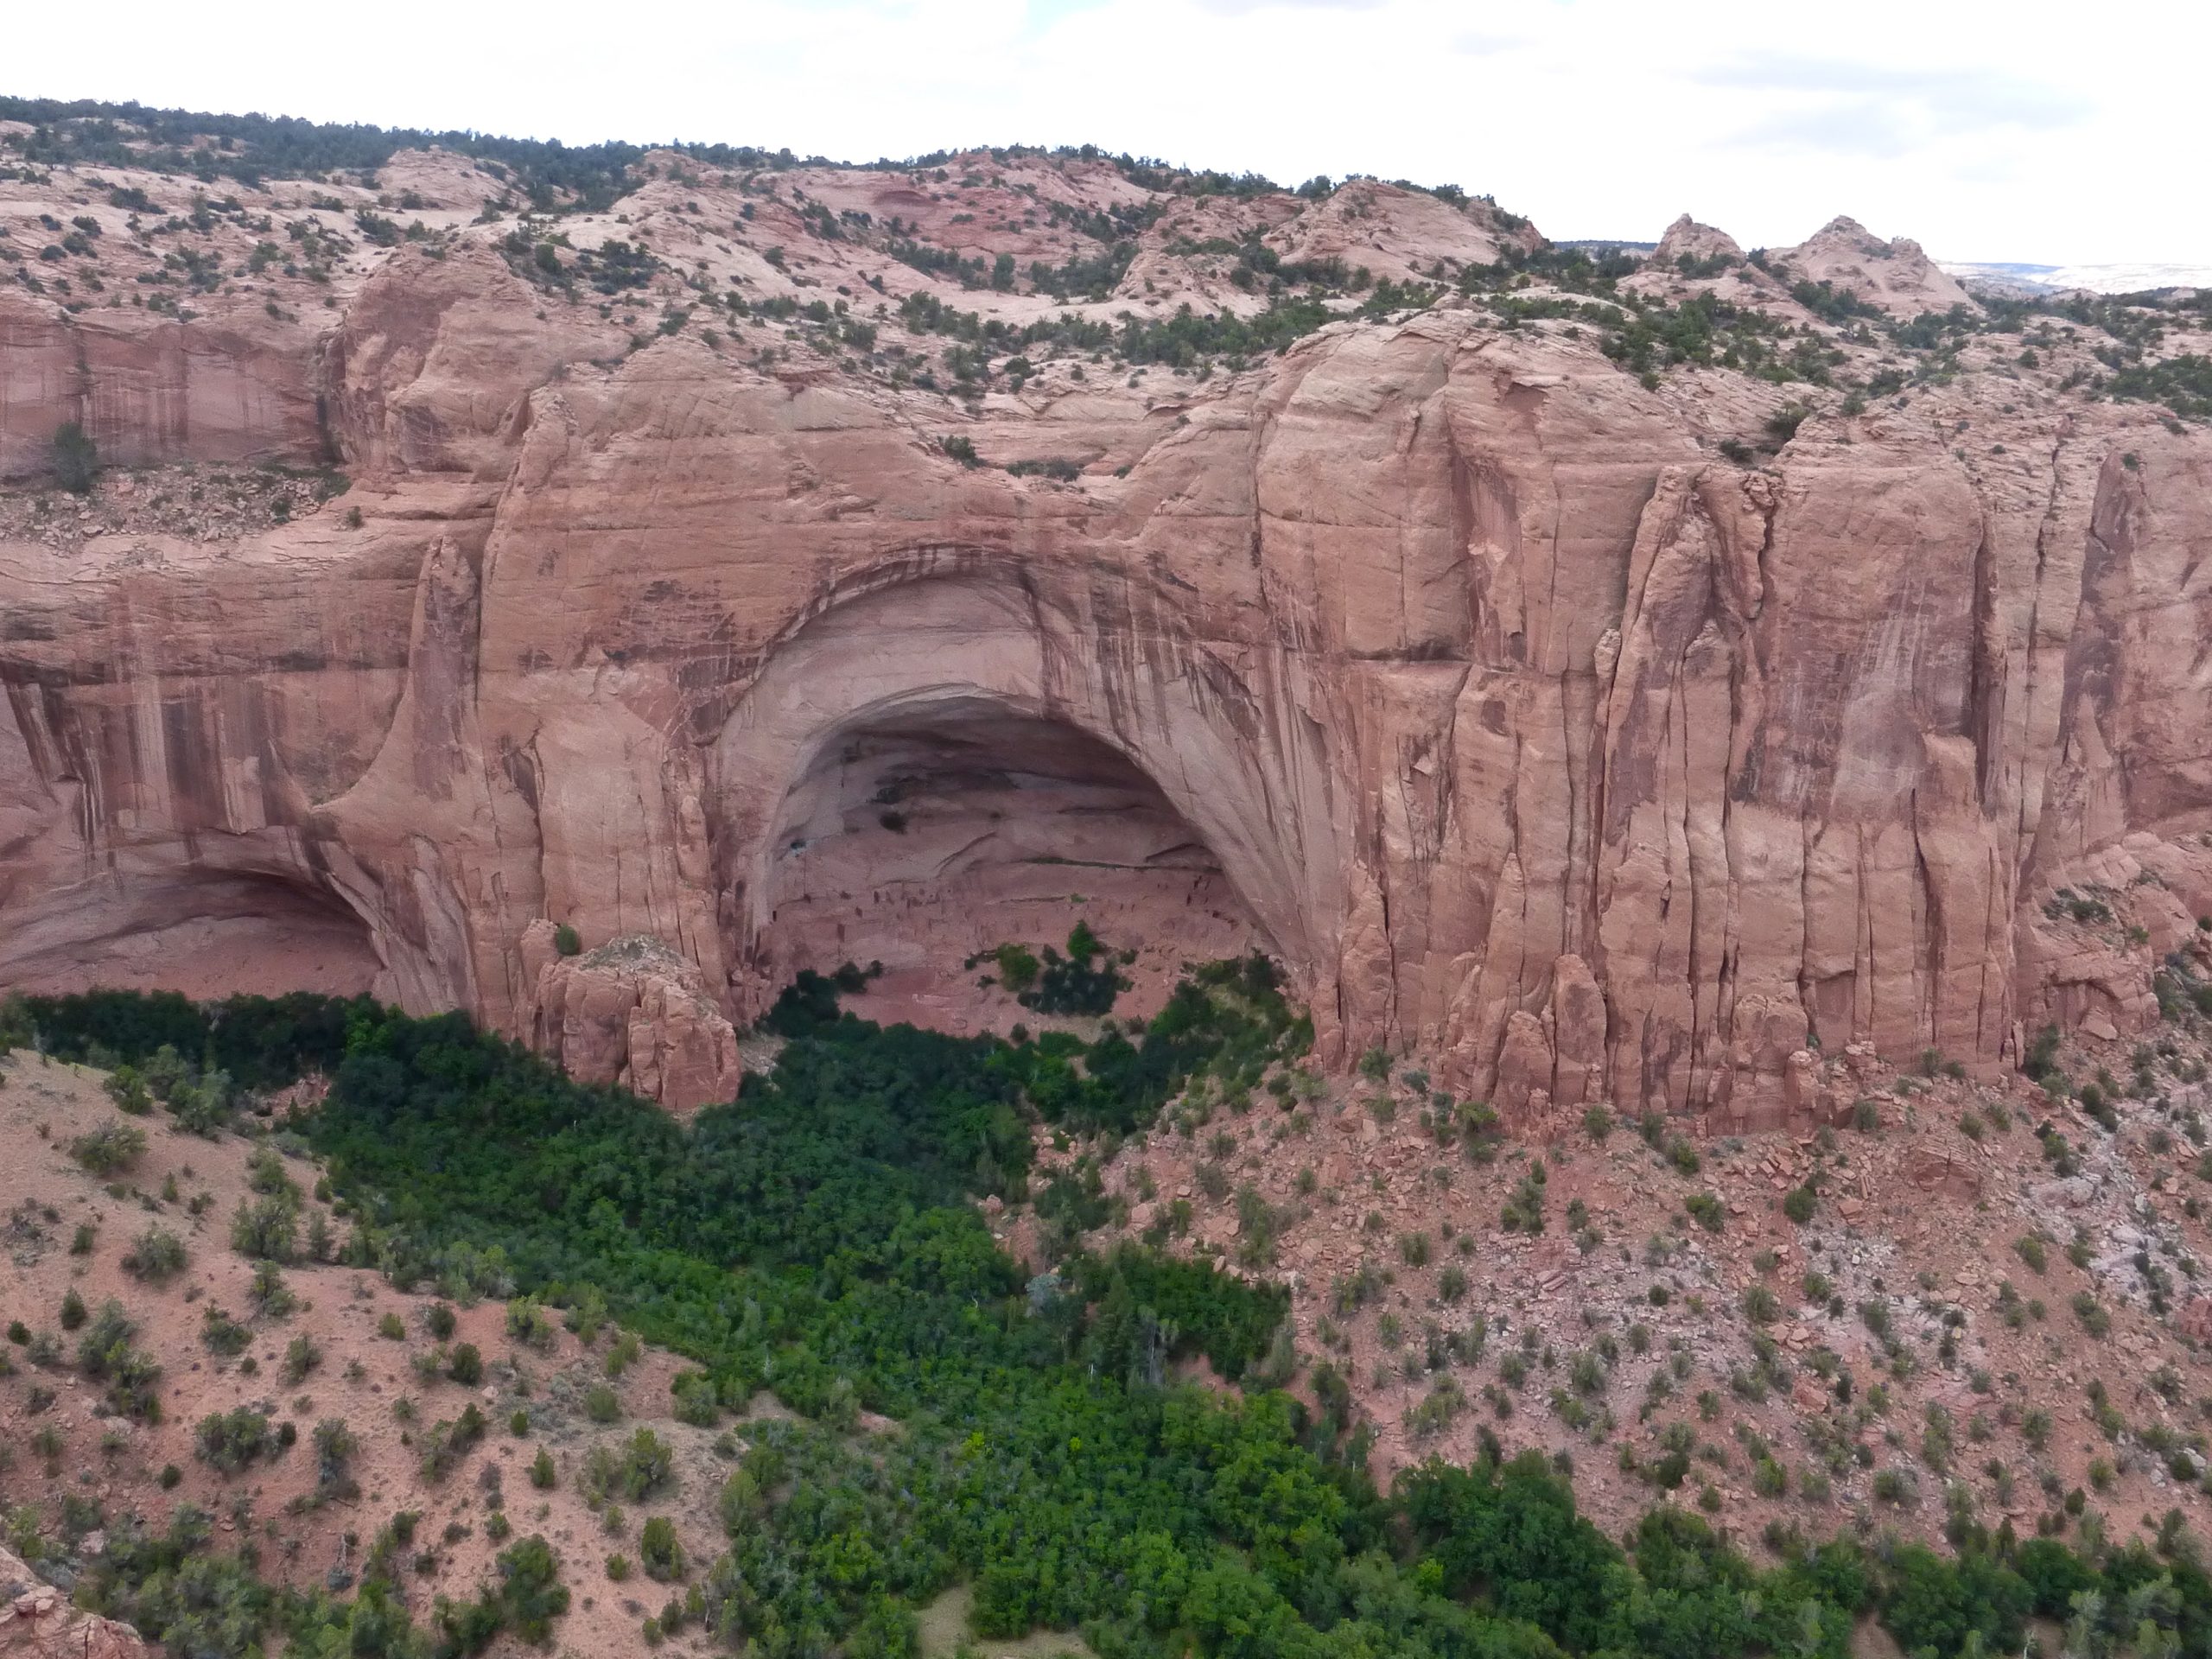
left=0, top=1048, right=1094, bottom=1658
left=10, top=961, right=2212, bottom=1657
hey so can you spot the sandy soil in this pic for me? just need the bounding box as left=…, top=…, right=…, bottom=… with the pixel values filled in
left=0, top=1051, right=734, bottom=1657
left=1030, top=1025, right=2212, bottom=1558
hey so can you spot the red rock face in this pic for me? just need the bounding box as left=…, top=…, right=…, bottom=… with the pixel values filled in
left=0, top=289, right=323, bottom=477
left=518, top=923, right=740, bottom=1115
left=3, top=151, right=2208, bottom=1128
left=1, top=1547, right=148, bottom=1659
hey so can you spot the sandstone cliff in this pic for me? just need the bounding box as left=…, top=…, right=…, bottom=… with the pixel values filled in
left=3, top=131, right=2209, bottom=1128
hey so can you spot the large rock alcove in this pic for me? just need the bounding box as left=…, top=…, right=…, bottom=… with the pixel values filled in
left=708, top=573, right=1318, bottom=1033
left=753, top=692, right=1266, bottom=1029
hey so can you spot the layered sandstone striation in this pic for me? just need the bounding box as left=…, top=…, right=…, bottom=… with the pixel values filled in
left=4, top=137, right=2210, bottom=1128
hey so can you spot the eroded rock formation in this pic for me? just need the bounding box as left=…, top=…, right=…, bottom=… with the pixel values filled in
left=0, top=1548, right=147, bottom=1659
left=519, top=924, right=741, bottom=1115
left=4, top=143, right=2209, bottom=1128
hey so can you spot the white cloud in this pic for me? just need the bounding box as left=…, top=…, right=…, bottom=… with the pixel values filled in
left=4, top=0, right=2207, bottom=264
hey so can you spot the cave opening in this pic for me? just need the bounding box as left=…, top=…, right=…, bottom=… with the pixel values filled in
left=0, top=869, right=383, bottom=1002
left=752, top=695, right=1270, bottom=1034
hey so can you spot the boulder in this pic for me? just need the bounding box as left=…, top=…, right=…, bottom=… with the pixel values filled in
left=523, top=925, right=741, bottom=1115
left=0, top=1547, right=148, bottom=1659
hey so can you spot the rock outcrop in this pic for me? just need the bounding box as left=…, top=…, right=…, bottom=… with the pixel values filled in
left=4, top=146, right=2211, bottom=1131
left=1651, top=213, right=1744, bottom=267
left=1774, top=214, right=1979, bottom=317
left=520, top=925, right=741, bottom=1114
left=0, top=1549, right=147, bottom=1659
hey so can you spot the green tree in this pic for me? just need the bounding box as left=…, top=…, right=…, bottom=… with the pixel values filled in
left=52, top=422, right=98, bottom=494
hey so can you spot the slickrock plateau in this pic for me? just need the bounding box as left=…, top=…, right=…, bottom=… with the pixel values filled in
left=4, top=115, right=2212, bottom=1129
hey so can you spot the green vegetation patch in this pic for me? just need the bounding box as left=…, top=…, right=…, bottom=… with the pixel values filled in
left=19, top=977, right=2202, bottom=1659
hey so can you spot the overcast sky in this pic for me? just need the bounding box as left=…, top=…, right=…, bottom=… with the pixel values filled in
left=10, top=0, right=2207, bottom=265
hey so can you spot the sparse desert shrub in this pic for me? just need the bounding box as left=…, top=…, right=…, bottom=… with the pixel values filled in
left=200, top=1306, right=251, bottom=1357
left=166, top=1071, right=234, bottom=1137
left=124, top=1221, right=188, bottom=1282
left=639, top=1515, right=685, bottom=1581
left=671, top=1370, right=720, bottom=1427
left=75, top=1300, right=162, bottom=1420
left=988, top=943, right=1039, bottom=994
left=246, top=1143, right=296, bottom=1197
left=283, top=1333, right=321, bottom=1384
left=248, top=1261, right=295, bottom=1318
left=230, top=1193, right=299, bottom=1262
left=2071, top=1291, right=2111, bottom=1338
left=70, top=1120, right=146, bottom=1175
left=1569, top=1350, right=1609, bottom=1396
left=315, top=1417, right=359, bottom=1494
left=194, top=1407, right=276, bottom=1474
left=564, top=1286, right=610, bottom=1345
left=1873, top=1466, right=1917, bottom=1507
left=1501, top=1165, right=1546, bottom=1234
left=104, top=1066, right=152, bottom=1115
left=506, top=1297, right=558, bottom=1350
left=420, top=1402, right=488, bottom=1483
